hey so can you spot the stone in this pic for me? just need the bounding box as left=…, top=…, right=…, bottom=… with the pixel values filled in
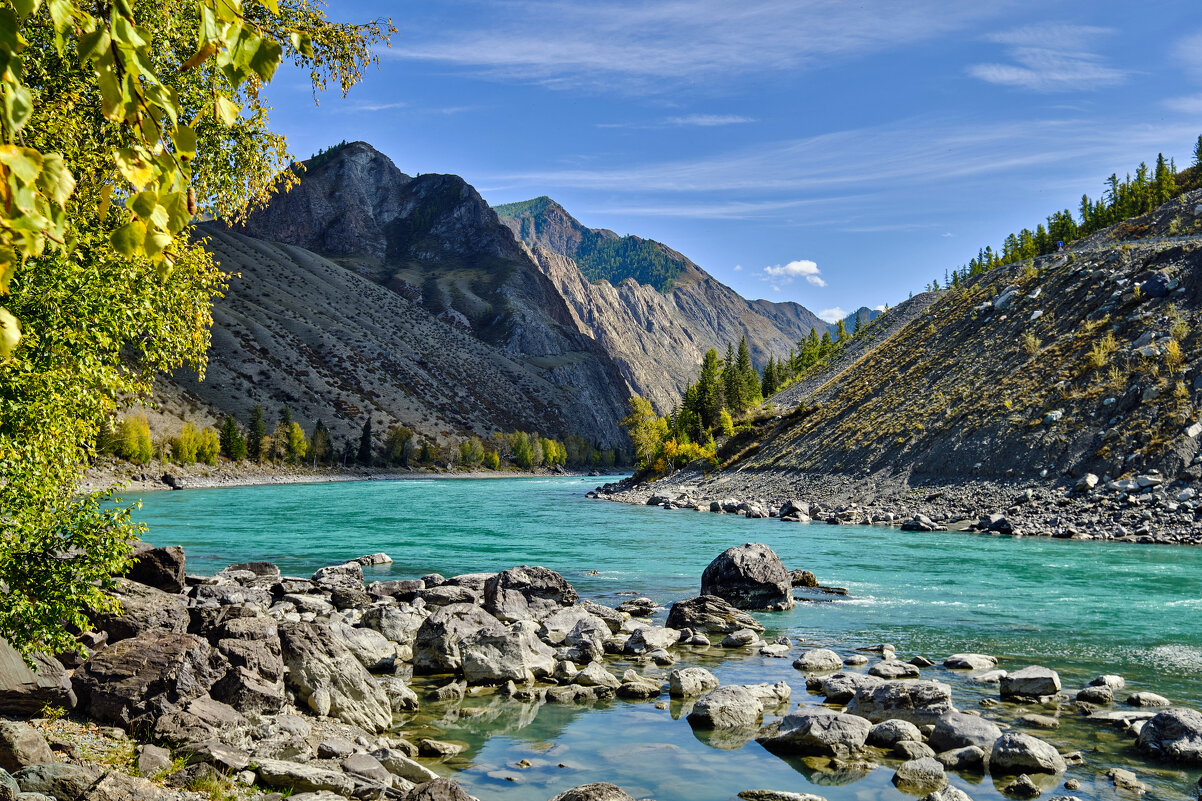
left=573, top=662, right=621, bottom=690
left=1002, top=774, right=1041, bottom=798
left=1019, top=713, right=1059, bottom=730
left=372, top=747, right=439, bottom=783
left=669, top=667, right=720, bottom=697
left=1107, top=768, right=1147, bottom=794
left=328, top=622, right=398, bottom=672
left=893, top=757, right=948, bottom=794
left=936, top=745, right=985, bottom=773
left=922, top=788, right=973, bottom=801
left=1090, top=674, right=1126, bottom=690
left=867, top=719, right=923, bottom=749
left=0, top=724, right=53, bottom=773
left=738, top=793, right=827, bottom=801
left=13, top=763, right=99, bottom=801
left=413, top=604, right=506, bottom=674
left=869, top=660, right=921, bottom=679
left=895, top=740, right=937, bottom=760
left=943, top=654, right=997, bottom=670
left=687, top=686, right=764, bottom=729
left=277, top=621, right=391, bottom=732
left=666, top=595, right=764, bottom=634
left=460, top=621, right=556, bottom=684
left=989, top=732, right=1066, bottom=774
left=72, top=632, right=226, bottom=730
left=378, top=675, right=420, bottom=712
left=845, top=680, right=956, bottom=725
left=548, top=784, right=636, bottom=801
left=1076, top=686, right=1113, bottom=704
left=210, top=665, right=285, bottom=715
left=174, top=740, right=251, bottom=772
left=151, top=695, right=248, bottom=748
left=622, top=626, right=679, bottom=655
left=929, top=712, right=1003, bottom=752
left=700, top=543, right=794, bottom=610
left=539, top=607, right=612, bottom=644
left=793, top=648, right=843, bottom=672
left=311, top=561, right=363, bottom=591
left=1136, top=707, right=1202, bottom=764
left=0, top=640, right=76, bottom=716
left=812, top=671, right=883, bottom=704
left=756, top=708, right=871, bottom=757
left=316, top=738, right=355, bottom=759
left=135, top=744, right=171, bottom=776
left=79, top=771, right=169, bottom=801
left=341, top=752, right=392, bottom=784
left=417, top=739, right=465, bottom=758
left=615, top=671, right=661, bottom=699
left=355, top=552, right=393, bottom=566
left=1000, top=666, right=1061, bottom=699
left=1126, top=692, right=1170, bottom=708
left=483, top=566, right=578, bottom=622
left=255, top=758, right=356, bottom=795
left=89, top=579, right=189, bottom=643
left=125, top=546, right=186, bottom=594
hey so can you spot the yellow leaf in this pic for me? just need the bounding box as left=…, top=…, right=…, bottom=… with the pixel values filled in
left=0, top=306, right=20, bottom=360
left=113, top=147, right=152, bottom=190
left=214, top=95, right=240, bottom=126
left=180, top=41, right=217, bottom=71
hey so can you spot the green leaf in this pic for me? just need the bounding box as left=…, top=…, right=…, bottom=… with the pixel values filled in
left=4, top=83, right=33, bottom=132
left=11, top=0, right=39, bottom=22
left=161, top=191, right=191, bottom=233
left=260, top=0, right=278, bottom=13
left=289, top=32, right=314, bottom=58
left=78, top=28, right=110, bottom=63
left=171, top=124, right=196, bottom=158
left=110, top=219, right=145, bottom=256
left=111, top=16, right=147, bottom=49
left=0, top=306, right=21, bottom=360
left=0, top=144, right=42, bottom=183
left=143, top=226, right=172, bottom=259
left=0, top=9, right=20, bottom=55
left=214, top=95, right=239, bottom=126
left=35, top=152, right=74, bottom=207
left=0, top=249, right=15, bottom=293
left=96, top=60, right=124, bottom=120
left=130, top=189, right=157, bottom=219
left=249, top=35, right=282, bottom=81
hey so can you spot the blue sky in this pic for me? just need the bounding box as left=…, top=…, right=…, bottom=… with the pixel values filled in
left=266, top=1, right=1202, bottom=322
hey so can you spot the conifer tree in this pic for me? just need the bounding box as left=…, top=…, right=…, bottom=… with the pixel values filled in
left=311, top=420, right=333, bottom=465
left=694, top=349, right=724, bottom=431
left=248, top=405, right=266, bottom=463
left=358, top=418, right=374, bottom=464
left=1194, top=135, right=1202, bottom=168
left=736, top=336, right=759, bottom=408
left=722, top=342, right=739, bottom=412
left=761, top=356, right=778, bottom=397
left=219, top=415, right=247, bottom=461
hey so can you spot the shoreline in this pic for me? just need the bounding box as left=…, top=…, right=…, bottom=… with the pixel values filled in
left=590, top=466, right=1202, bottom=547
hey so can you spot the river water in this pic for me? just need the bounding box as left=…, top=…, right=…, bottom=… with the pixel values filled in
left=130, top=476, right=1202, bottom=801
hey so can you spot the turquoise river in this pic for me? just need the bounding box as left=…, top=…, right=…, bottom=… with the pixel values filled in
left=129, top=475, right=1202, bottom=801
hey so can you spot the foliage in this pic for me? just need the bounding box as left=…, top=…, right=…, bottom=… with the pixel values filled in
left=1165, top=339, right=1184, bottom=375
left=383, top=424, right=413, bottom=466
left=718, top=408, right=734, bottom=438
left=483, top=449, right=500, bottom=470
left=1021, top=330, right=1041, bottom=357
left=218, top=414, right=246, bottom=460
left=0, top=0, right=393, bottom=654
left=286, top=421, right=307, bottom=461
left=459, top=435, right=484, bottom=467
left=99, top=415, right=152, bottom=463
left=1087, top=332, right=1117, bottom=370
left=309, top=418, right=331, bottom=464
left=357, top=417, right=373, bottom=464
left=247, top=404, right=265, bottom=462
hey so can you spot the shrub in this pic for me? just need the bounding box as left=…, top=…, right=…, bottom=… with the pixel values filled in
left=1165, top=339, right=1184, bottom=375
left=1088, top=332, right=1117, bottom=369
left=459, top=436, right=485, bottom=467
left=718, top=408, right=734, bottom=437
left=483, top=450, right=500, bottom=470
left=102, top=416, right=153, bottom=464
left=197, top=428, right=221, bottom=465
left=1021, top=331, right=1041, bottom=356
left=172, top=423, right=201, bottom=464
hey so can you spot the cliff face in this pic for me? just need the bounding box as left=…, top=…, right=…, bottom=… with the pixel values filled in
left=497, top=197, right=828, bottom=412
left=164, top=142, right=635, bottom=450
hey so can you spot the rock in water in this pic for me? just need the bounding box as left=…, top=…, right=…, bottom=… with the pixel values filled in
left=989, top=732, right=1067, bottom=774
left=459, top=621, right=556, bottom=684
left=686, top=686, right=764, bottom=729
left=669, top=667, right=720, bottom=697
left=1000, top=666, right=1061, bottom=699
left=666, top=595, right=765, bottom=634
left=277, top=622, right=391, bottom=732
left=548, top=784, right=637, bottom=801
left=893, top=757, right=948, bottom=794
left=756, top=708, right=871, bottom=756
left=929, top=711, right=1003, bottom=752
left=1136, top=708, right=1202, bottom=764
left=483, top=566, right=579, bottom=622
left=793, top=649, right=843, bottom=673
left=845, top=680, right=955, bottom=725
left=405, top=777, right=484, bottom=801
left=701, top=544, right=794, bottom=610
left=413, top=604, right=506, bottom=674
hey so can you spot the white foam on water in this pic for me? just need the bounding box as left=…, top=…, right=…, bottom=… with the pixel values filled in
left=1146, top=644, right=1202, bottom=672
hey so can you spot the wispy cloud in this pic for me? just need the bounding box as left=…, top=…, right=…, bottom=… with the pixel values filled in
left=666, top=114, right=755, bottom=127
left=390, top=1, right=1003, bottom=92
left=342, top=101, right=408, bottom=112
left=968, top=24, right=1127, bottom=92
left=1165, top=95, right=1202, bottom=115
left=762, top=259, right=825, bottom=289
left=818, top=307, right=847, bottom=323
left=1176, top=30, right=1202, bottom=82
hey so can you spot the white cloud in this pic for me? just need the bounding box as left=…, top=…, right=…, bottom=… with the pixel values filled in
left=1176, top=30, right=1202, bottom=82
left=806, top=275, right=827, bottom=286
left=942, top=232, right=954, bottom=237
left=342, top=101, right=408, bottom=112
left=819, top=307, right=847, bottom=323
left=761, top=259, right=826, bottom=288
left=873, top=304, right=887, bottom=312
left=1165, top=95, right=1202, bottom=114
left=666, top=114, right=755, bottom=127
left=968, top=24, right=1126, bottom=92
left=390, top=1, right=1004, bottom=91
left=733, top=264, right=743, bottom=271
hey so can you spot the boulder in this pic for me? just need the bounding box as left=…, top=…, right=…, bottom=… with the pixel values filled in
left=174, top=740, right=251, bottom=772
left=372, top=747, right=439, bottom=783
left=701, top=543, right=793, bottom=610
left=687, top=686, right=764, bottom=729
left=135, top=744, right=171, bottom=776
left=124, top=546, right=186, bottom=594
left=1090, top=674, right=1126, bottom=690
left=81, top=770, right=171, bottom=800
left=483, top=566, right=578, bottom=622
left=669, top=667, right=720, bottom=698
left=328, top=622, right=397, bottom=672
left=793, top=648, right=843, bottom=673
left=311, top=562, right=363, bottom=592
left=341, top=752, right=392, bottom=784
left=277, top=622, right=391, bottom=732
left=0, top=723, right=53, bottom=773
left=867, top=719, right=923, bottom=749
left=255, top=758, right=356, bottom=795
left=89, top=579, right=189, bottom=643
left=361, top=603, right=426, bottom=652
left=548, top=784, right=636, bottom=801
left=1126, top=692, right=1171, bottom=708
left=1000, top=666, right=1060, bottom=699
left=1076, top=686, right=1113, bottom=705
left=929, top=712, right=1003, bottom=753
left=539, top=607, right=612, bottom=644
left=943, top=654, right=997, bottom=670
left=378, top=675, right=420, bottom=712
left=1136, top=708, right=1202, bottom=764
left=573, top=662, right=621, bottom=690
left=936, top=745, right=985, bottom=773
left=460, top=621, right=556, bottom=684
left=845, top=680, right=955, bottom=725
left=989, top=732, right=1066, bottom=774
left=869, top=660, right=921, bottom=679
left=666, top=595, right=764, bottom=634
left=893, top=758, right=948, bottom=794
left=14, top=763, right=99, bottom=801
left=413, top=604, right=506, bottom=674
left=811, top=671, right=883, bottom=704
left=756, top=708, right=871, bottom=757
left=402, top=778, right=482, bottom=801
left=72, top=632, right=226, bottom=730
left=623, top=626, right=679, bottom=655
left=151, top=696, right=248, bottom=748
left=0, top=639, right=76, bottom=716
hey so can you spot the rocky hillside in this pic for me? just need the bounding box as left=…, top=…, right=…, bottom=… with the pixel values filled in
left=496, top=197, right=828, bottom=412
left=161, top=142, right=635, bottom=450
left=653, top=189, right=1202, bottom=490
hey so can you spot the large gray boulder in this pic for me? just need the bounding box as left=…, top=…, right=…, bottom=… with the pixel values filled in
left=361, top=603, right=426, bottom=659
left=845, top=680, right=955, bottom=725
left=943, top=654, right=997, bottom=670
left=538, top=607, right=612, bottom=644
left=893, top=757, right=948, bottom=794
left=328, top=622, right=398, bottom=672
left=277, top=622, right=391, bottom=732
left=811, top=671, right=883, bottom=704
left=403, top=778, right=483, bottom=801
left=255, top=758, right=356, bottom=795
left=14, top=763, right=100, bottom=801
left=929, top=712, right=1003, bottom=752
left=80, top=770, right=172, bottom=801
left=0, top=722, right=53, bottom=773
left=89, top=579, right=189, bottom=643
left=209, top=616, right=286, bottom=714
left=311, top=562, right=364, bottom=592
left=0, top=639, right=76, bottom=716
left=867, top=719, right=923, bottom=749
left=1000, top=666, right=1060, bottom=699
left=483, top=566, right=578, bottom=622
left=666, top=595, right=764, bottom=634
left=460, top=621, right=556, bottom=684
left=548, top=784, right=636, bottom=801
left=687, top=686, right=764, bottom=729
left=72, top=632, right=226, bottom=730
left=124, top=545, right=186, bottom=594
left=756, top=708, right=871, bottom=756
left=413, top=604, right=506, bottom=674
left=700, top=543, right=793, bottom=610
left=989, top=732, right=1066, bottom=775
left=623, top=625, right=679, bottom=655
left=793, top=648, right=843, bottom=673
left=669, top=667, right=720, bottom=698
left=1136, top=708, right=1202, bottom=764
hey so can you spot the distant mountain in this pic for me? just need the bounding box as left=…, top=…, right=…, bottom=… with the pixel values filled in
left=166, top=142, right=632, bottom=451
left=833, top=306, right=882, bottom=334
left=495, top=197, right=829, bottom=412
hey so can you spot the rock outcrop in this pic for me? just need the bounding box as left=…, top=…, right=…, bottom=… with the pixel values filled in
left=700, top=544, right=793, bottom=611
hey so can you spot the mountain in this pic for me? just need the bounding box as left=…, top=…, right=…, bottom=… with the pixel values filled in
left=166, top=142, right=632, bottom=451
left=495, top=197, right=828, bottom=412
left=834, top=306, right=881, bottom=334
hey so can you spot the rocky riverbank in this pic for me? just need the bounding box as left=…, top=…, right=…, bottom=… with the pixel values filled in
left=3, top=541, right=1200, bottom=801
left=591, top=467, right=1202, bottom=546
